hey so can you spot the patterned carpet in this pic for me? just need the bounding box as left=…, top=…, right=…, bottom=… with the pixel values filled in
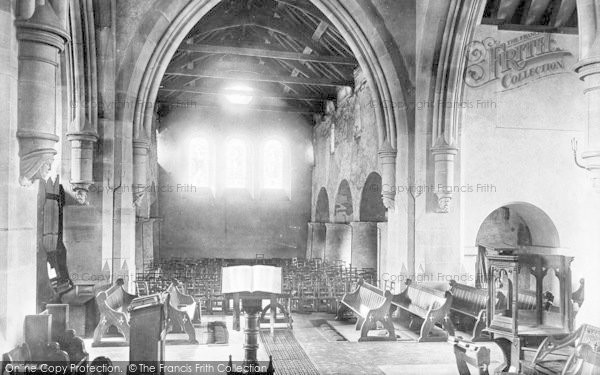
left=259, top=329, right=320, bottom=375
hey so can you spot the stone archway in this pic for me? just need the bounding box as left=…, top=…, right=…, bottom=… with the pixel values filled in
left=474, top=202, right=561, bottom=289
left=357, top=172, right=386, bottom=276
left=308, top=187, right=330, bottom=259
left=315, top=187, right=330, bottom=223
left=114, top=0, right=412, bottom=274
left=359, top=172, right=386, bottom=222
left=475, top=202, right=560, bottom=249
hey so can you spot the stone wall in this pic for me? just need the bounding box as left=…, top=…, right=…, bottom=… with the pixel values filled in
left=312, top=71, right=380, bottom=221
left=0, top=1, right=41, bottom=349
left=157, top=106, right=313, bottom=259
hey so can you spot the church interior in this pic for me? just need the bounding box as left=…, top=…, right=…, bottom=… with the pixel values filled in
left=2, top=0, right=600, bottom=374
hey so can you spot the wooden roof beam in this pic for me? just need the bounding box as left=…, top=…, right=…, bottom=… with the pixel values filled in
left=177, top=44, right=358, bottom=66
left=554, top=0, right=576, bottom=27
left=524, top=0, right=552, bottom=24
left=164, top=67, right=353, bottom=88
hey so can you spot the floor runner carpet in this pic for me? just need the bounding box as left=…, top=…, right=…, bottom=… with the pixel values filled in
left=259, top=329, right=320, bottom=375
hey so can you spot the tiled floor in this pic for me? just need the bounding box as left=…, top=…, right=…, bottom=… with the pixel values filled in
left=85, top=313, right=507, bottom=374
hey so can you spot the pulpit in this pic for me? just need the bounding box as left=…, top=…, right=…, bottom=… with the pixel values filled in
left=486, top=251, right=575, bottom=373
left=128, top=293, right=169, bottom=374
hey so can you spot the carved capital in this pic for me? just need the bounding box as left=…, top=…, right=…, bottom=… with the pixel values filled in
left=17, top=131, right=58, bottom=186
left=573, top=57, right=600, bottom=92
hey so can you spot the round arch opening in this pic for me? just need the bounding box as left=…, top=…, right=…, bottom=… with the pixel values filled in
left=475, top=202, right=560, bottom=249
left=359, top=172, right=386, bottom=222
left=334, top=180, right=353, bottom=223
left=315, top=187, right=330, bottom=223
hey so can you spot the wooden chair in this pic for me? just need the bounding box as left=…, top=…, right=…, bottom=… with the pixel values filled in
left=528, top=324, right=600, bottom=375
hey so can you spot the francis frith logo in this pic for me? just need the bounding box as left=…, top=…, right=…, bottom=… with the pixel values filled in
left=464, top=33, right=573, bottom=90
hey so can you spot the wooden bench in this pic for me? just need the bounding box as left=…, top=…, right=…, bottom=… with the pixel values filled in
left=450, top=337, right=491, bottom=375
left=448, top=280, right=489, bottom=341
left=335, top=279, right=396, bottom=342
left=392, top=279, right=453, bottom=342
left=527, top=324, right=600, bottom=375
left=166, top=280, right=199, bottom=344
left=92, top=278, right=137, bottom=346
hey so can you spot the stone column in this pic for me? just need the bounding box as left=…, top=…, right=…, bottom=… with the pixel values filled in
left=324, top=223, right=352, bottom=265
left=573, top=58, right=600, bottom=190
left=571, top=0, right=600, bottom=328
left=350, top=222, right=378, bottom=270
left=15, top=1, right=69, bottom=186
left=306, top=222, right=326, bottom=259
left=133, top=139, right=150, bottom=206
left=67, top=132, right=97, bottom=203
left=432, top=143, right=459, bottom=213
left=378, top=141, right=397, bottom=211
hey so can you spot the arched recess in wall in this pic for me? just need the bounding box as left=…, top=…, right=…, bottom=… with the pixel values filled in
left=475, top=203, right=560, bottom=249
left=315, top=187, right=330, bottom=223
left=474, top=202, right=561, bottom=288
left=334, top=180, right=353, bottom=223
left=359, top=172, right=386, bottom=222
left=114, top=0, right=412, bottom=207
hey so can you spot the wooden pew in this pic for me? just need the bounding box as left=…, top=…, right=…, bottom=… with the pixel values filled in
left=450, top=337, right=491, bottom=375
left=392, top=279, right=453, bottom=342
left=166, top=280, right=199, bottom=344
left=527, top=324, right=600, bottom=375
left=92, top=278, right=137, bottom=346
left=448, top=280, right=489, bottom=341
left=335, top=279, right=396, bottom=342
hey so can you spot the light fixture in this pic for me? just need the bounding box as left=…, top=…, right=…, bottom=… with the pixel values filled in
left=224, top=85, right=253, bottom=105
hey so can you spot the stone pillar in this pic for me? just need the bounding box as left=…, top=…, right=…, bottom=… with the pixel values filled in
left=573, top=59, right=600, bottom=190
left=133, top=139, right=150, bottom=206
left=324, top=223, right=352, bottom=265
left=67, top=132, right=98, bottom=204
left=378, top=141, right=397, bottom=211
left=15, top=1, right=69, bottom=186
left=432, top=144, right=459, bottom=213
left=135, top=217, right=159, bottom=275
left=350, top=222, right=378, bottom=270
left=571, top=0, right=600, bottom=328
left=306, top=222, right=326, bottom=259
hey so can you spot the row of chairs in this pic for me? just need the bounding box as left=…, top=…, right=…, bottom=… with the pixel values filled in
left=136, top=257, right=377, bottom=315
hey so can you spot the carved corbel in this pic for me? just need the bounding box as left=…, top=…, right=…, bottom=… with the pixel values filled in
left=432, top=141, right=458, bottom=213
left=378, top=141, right=397, bottom=211
left=15, top=1, right=69, bottom=186
left=67, top=130, right=98, bottom=204
left=133, top=139, right=151, bottom=206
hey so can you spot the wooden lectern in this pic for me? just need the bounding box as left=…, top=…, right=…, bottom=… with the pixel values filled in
left=222, top=265, right=287, bottom=366
left=128, top=293, right=169, bottom=374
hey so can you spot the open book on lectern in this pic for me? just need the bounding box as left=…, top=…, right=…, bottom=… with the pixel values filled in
left=221, top=265, right=282, bottom=294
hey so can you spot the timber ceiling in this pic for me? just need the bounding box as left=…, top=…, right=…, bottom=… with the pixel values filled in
left=482, top=0, right=578, bottom=33
left=158, top=0, right=359, bottom=116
